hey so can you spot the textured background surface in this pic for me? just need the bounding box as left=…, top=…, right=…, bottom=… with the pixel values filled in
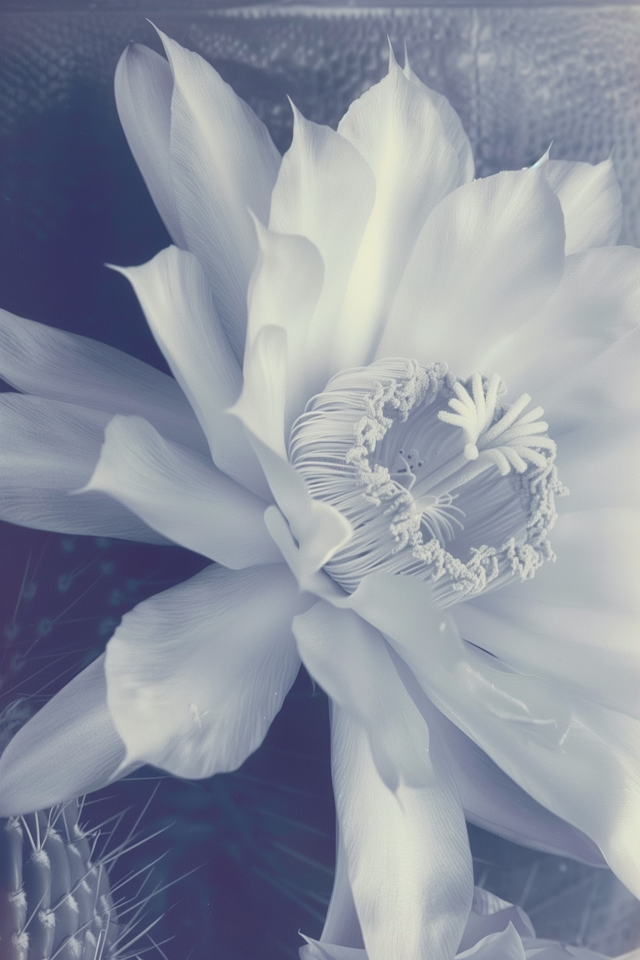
left=0, top=5, right=640, bottom=959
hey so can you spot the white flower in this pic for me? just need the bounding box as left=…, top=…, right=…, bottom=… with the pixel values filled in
left=300, top=883, right=626, bottom=960
left=0, top=30, right=638, bottom=960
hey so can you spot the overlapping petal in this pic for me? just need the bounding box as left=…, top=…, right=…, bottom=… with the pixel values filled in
left=157, top=29, right=281, bottom=358
left=268, top=107, right=375, bottom=390
left=377, top=169, right=566, bottom=374
left=0, top=656, right=138, bottom=816
left=114, top=43, right=186, bottom=247
left=544, top=157, right=622, bottom=255
left=294, top=598, right=472, bottom=960
left=329, top=702, right=472, bottom=960
left=0, top=394, right=168, bottom=542
left=0, top=306, right=207, bottom=454
left=454, top=508, right=640, bottom=720
left=435, top=710, right=605, bottom=866
left=481, top=245, right=640, bottom=401
left=114, top=245, right=267, bottom=497
left=336, top=51, right=474, bottom=367
left=344, top=573, right=640, bottom=898
left=82, top=414, right=280, bottom=567
left=105, top=563, right=302, bottom=778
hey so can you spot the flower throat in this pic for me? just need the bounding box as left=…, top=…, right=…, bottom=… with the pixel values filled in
left=289, top=358, right=567, bottom=607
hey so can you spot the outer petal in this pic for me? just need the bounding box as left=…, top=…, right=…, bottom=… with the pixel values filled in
left=544, top=157, right=622, bottom=255
left=0, top=306, right=208, bottom=455
left=336, top=51, right=472, bottom=367
left=114, top=43, right=186, bottom=248
left=105, top=563, right=302, bottom=778
left=329, top=699, right=473, bottom=960
left=268, top=107, right=375, bottom=393
left=83, top=415, right=280, bottom=568
left=436, top=709, right=606, bottom=866
left=114, top=246, right=268, bottom=498
left=0, top=656, right=138, bottom=816
left=454, top=509, right=640, bottom=721
left=294, top=599, right=472, bottom=960
left=0, top=394, right=168, bottom=543
left=158, top=29, right=281, bottom=358
left=377, top=170, right=565, bottom=375
left=480, top=246, right=640, bottom=401
left=346, top=573, right=640, bottom=899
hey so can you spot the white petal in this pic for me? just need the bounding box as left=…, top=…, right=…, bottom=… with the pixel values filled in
left=105, top=563, right=301, bottom=778
left=0, top=656, right=137, bottom=816
left=378, top=170, right=565, bottom=375
left=0, top=306, right=208, bottom=455
left=481, top=245, right=640, bottom=400
left=544, top=157, right=621, bottom=255
left=403, top=59, right=475, bottom=188
left=455, top=509, right=640, bottom=721
left=539, top=323, right=640, bottom=513
left=246, top=221, right=325, bottom=427
left=336, top=52, right=472, bottom=368
left=0, top=394, right=168, bottom=542
left=293, top=601, right=434, bottom=791
left=330, top=696, right=473, bottom=960
left=346, top=573, right=640, bottom=899
left=114, top=44, right=186, bottom=247
left=269, top=107, right=375, bottom=393
left=459, top=925, right=526, bottom=960
left=115, top=246, right=268, bottom=498
left=436, top=709, right=605, bottom=866
left=320, top=828, right=365, bottom=950
left=231, top=327, right=352, bottom=576
left=83, top=415, right=280, bottom=568
left=300, top=941, right=365, bottom=960
left=159, top=29, right=281, bottom=358
left=459, top=890, right=534, bottom=954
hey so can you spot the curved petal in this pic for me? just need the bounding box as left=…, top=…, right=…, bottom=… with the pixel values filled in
left=0, top=394, right=169, bottom=543
left=0, top=656, right=138, bottom=816
left=346, top=573, right=640, bottom=899
left=0, top=306, right=208, bottom=455
left=158, top=29, right=281, bottom=358
left=246, top=221, right=325, bottom=427
left=459, top=891, right=534, bottom=954
left=302, top=893, right=533, bottom=960
left=105, top=563, right=302, bottom=778
left=83, top=415, right=280, bottom=568
left=336, top=50, right=472, bottom=368
left=435, top=709, right=606, bottom=866
left=537, top=323, right=640, bottom=513
left=268, top=107, right=375, bottom=393
left=377, top=170, right=565, bottom=376
left=231, top=326, right=352, bottom=576
left=454, top=509, right=640, bottom=721
left=114, top=245, right=268, bottom=498
left=320, top=828, right=365, bottom=950
left=114, top=43, right=186, bottom=248
left=480, top=246, right=640, bottom=401
left=329, top=695, right=473, bottom=960
left=544, top=157, right=621, bottom=255
left=403, top=59, right=475, bottom=188
left=293, top=601, right=434, bottom=791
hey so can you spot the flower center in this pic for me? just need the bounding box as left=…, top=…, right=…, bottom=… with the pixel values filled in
left=289, top=358, right=567, bottom=607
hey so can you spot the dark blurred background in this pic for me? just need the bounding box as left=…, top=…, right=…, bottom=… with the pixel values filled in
left=1, top=3, right=640, bottom=958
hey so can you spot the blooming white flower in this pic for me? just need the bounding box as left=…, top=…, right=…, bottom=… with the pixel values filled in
left=0, top=29, right=638, bottom=960
left=300, top=883, right=632, bottom=960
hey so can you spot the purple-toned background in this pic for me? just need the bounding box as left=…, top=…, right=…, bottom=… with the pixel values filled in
left=1, top=4, right=639, bottom=958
